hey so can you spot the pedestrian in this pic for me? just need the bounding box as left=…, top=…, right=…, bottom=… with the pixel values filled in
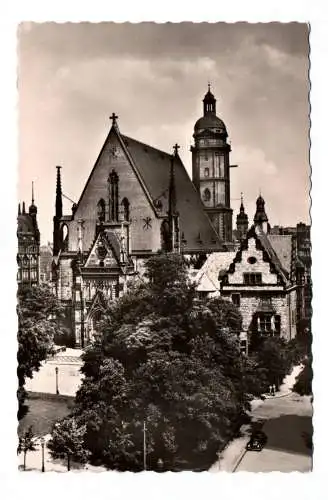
left=269, top=385, right=272, bottom=395
left=273, top=384, right=276, bottom=396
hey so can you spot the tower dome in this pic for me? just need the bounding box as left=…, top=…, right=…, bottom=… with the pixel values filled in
left=254, top=194, right=270, bottom=234
left=254, top=195, right=268, bottom=223
left=194, top=85, right=227, bottom=137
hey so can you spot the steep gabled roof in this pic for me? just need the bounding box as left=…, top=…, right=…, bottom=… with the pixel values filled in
left=193, top=251, right=236, bottom=292
left=121, top=134, right=223, bottom=252
left=255, top=227, right=289, bottom=282
left=267, top=234, right=293, bottom=275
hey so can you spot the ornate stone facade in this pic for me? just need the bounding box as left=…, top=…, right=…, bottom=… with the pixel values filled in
left=17, top=191, right=40, bottom=288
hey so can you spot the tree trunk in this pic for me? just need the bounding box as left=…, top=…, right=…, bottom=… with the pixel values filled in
left=67, top=453, right=70, bottom=471
left=23, top=451, right=26, bottom=471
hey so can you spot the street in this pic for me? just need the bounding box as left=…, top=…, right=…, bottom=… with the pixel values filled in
left=235, top=393, right=312, bottom=472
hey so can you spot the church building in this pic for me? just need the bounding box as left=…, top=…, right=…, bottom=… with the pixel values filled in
left=52, top=87, right=234, bottom=346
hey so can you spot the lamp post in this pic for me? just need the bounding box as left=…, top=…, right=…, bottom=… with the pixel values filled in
left=55, top=366, right=59, bottom=394
left=40, top=436, right=45, bottom=472
left=143, top=420, right=147, bottom=471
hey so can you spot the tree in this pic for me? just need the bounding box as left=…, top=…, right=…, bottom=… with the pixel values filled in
left=17, top=426, right=37, bottom=471
left=59, top=253, right=247, bottom=470
left=17, top=284, right=64, bottom=419
left=293, top=360, right=312, bottom=396
left=249, top=337, right=291, bottom=390
left=47, top=417, right=89, bottom=471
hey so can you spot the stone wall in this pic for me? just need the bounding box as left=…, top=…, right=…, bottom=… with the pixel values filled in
left=234, top=293, right=289, bottom=338
left=58, top=256, right=73, bottom=301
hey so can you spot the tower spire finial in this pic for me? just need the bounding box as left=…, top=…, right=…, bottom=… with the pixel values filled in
left=168, top=153, right=178, bottom=252
left=55, top=166, right=63, bottom=219
left=208, top=81, right=211, bottom=92
left=29, top=180, right=38, bottom=216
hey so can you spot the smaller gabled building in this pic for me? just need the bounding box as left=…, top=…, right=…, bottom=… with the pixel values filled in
left=220, top=224, right=297, bottom=349
left=195, top=195, right=302, bottom=353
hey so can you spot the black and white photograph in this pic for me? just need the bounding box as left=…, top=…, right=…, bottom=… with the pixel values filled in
left=16, top=21, right=312, bottom=474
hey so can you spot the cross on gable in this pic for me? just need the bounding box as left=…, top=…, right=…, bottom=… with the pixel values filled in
left=173, top=143, right=180, bottom=156
left=110, top=113, right=118, bottom=125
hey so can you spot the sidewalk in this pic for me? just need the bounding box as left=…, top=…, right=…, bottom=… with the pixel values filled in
left=209, top=364, right=304, bottom=472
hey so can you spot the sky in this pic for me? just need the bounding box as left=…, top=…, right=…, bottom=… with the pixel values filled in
left=18, top=22, right=310, bottom=245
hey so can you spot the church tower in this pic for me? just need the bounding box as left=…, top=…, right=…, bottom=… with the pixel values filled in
left=191, top=85, right=233, bottom=243
left=236, top=193, right=248, bottom=241
left=254, top=194, right=270, bottom=234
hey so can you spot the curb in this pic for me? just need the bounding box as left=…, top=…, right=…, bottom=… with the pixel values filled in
left=232, top=448, right=247, bottom=472
left=27, top=391, right=75, bottom=402
left=264, top=391, right=291, bottom=400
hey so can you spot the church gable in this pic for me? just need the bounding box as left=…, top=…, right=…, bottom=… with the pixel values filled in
left=68, top=124, right=161, bottom=254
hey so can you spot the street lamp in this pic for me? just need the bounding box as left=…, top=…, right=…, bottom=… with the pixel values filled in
left=143, top=420, right=147, bottom=471
left=40, top=436, right=45, bottom=472
left=55, top=366, right=59, bottom=394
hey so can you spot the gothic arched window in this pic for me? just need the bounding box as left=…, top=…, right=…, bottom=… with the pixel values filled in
left=108, top=169, right=119, bottom=221
left=97, top=199, right=106, bottom=222
left=121, top=197, right=130, bottom=221
left=203, top=188, right=211, bottom=202
left=61, top=224, right=69, bottom=251
left=161, top=219, right=171, bottom=252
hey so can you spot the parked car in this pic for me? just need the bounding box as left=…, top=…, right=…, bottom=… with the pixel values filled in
left=246, top=431, right=267, bottom=452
